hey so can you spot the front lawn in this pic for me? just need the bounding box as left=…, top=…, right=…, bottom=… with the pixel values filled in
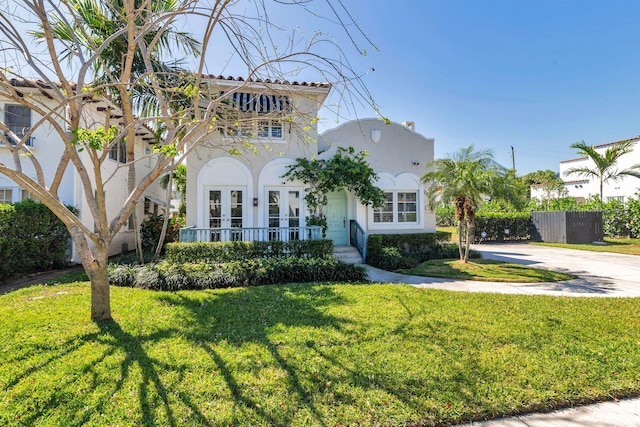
left=532, top=237, right=640, bottom=256
left=2, top=281, right=639, bottom=426
left=398, top=258, right=574, bottom=282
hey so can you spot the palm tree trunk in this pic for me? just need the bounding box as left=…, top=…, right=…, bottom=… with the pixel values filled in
left=457, top=220, right=464, bottom=260
left=600, top=177, right=604, bottom=202
left=463, top=218, right=474, bottom=263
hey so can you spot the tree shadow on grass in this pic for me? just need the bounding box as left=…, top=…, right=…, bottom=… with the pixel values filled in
left=153, top=283, right=352, bottom=426
left=8, top=320, right=183, bottom=427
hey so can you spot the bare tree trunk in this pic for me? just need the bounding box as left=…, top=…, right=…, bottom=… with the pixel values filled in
left=70, top=226, right=111, bottom=321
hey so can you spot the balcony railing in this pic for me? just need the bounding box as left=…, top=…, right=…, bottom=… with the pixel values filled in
left=179, top=225, right=323, bottom=243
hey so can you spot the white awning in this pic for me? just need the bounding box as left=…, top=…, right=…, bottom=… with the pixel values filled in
left=222, top=92, right=290, bottom=113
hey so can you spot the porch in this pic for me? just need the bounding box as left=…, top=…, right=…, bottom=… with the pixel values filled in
left=178, top=225, right=323, bottom=243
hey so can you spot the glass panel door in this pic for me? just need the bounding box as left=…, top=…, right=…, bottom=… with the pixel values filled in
left=268, top=190, right=280, bottom=241
left=209, top=190, right=222, bottom=241
left=288, top=190, right=300, bottom=240
left=265, top=187, right=303, bottom=241
left=208, top=187, right=245, bottom=242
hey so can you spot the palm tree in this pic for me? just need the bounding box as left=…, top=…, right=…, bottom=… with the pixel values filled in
left=422, top=145, right=510, bottom=262
left=39, top=0, right=200, bottom=261
left=40, top=0, right=201, bottom=110
left=564, top=140, right=640, bottom=201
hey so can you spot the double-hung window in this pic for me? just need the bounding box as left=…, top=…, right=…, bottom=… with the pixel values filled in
left=0, top=189, right=13, bottom=204
left=3, top=105, right=33, bottom=146
left=373, top=191, right=418, bottom=224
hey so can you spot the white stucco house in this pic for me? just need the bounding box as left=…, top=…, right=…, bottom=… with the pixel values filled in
left=182, top=76, right=436, bottom=260
left=556, top=136, right=640, bottom=202
left=0, top=78, right=166, bottom=263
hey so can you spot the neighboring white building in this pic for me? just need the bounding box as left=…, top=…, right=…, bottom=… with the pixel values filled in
left=558, top=136, right=640, bottom=202
left=0, top=79, right=166, bottom=262
left=183, top=77, right=436, bottom=253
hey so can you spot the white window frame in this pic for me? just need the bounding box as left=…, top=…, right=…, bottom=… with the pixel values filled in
left=371, top=190, right=419, bottom=225
left=3, top=104, right=33, bottom=147
left=224, top=113, right=285, bottom=142
left=606, top=195, right=624, bottom=202
left=0, top=188, right=13, bottom=204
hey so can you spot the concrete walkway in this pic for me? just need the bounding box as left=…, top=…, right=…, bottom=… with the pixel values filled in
left=365, top=242, right=640, bottom=426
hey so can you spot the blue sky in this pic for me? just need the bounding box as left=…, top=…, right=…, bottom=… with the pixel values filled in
left=12, top=1, right=640, bottom=174
left=324, top=0, right=640, bottom=174
left=202, top=0, right=640, bottom=175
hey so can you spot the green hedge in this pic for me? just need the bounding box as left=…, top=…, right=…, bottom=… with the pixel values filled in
left=474, top=212, right=532, bottom=242
left=140, top=214, right=180, bottom=253
left=109, top=257, right=366, bottom=290
left=0, top=200, right=72, bottom=281
left=366, top=233, right=479, bottom=271
left=165, top=239, right=334, bottom=264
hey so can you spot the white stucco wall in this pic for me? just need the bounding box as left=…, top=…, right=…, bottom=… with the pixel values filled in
left=186, top=81, right=329, bottom=229
left=1, top=92, right=166, bottom=262
left=318, top=119, right=436, bottom=233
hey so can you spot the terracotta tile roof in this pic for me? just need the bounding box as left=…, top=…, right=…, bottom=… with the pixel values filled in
left=593, top=135, right=640, bottom=149
left=563, top=179, right=589, bottom=185
left=559, top=156, right=588, bottom=164
left=201, top=74, right=331, bottom=89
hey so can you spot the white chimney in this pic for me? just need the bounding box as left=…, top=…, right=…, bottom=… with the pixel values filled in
left=402, top=121, right=415, bottom=131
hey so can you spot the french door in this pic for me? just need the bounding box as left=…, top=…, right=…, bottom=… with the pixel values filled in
left=208, top=187, right=245, bottom=241
left=266, top=187, right=302, bottom=241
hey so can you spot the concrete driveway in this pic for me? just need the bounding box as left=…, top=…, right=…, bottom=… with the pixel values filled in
left=365, top=242, right=640, bottom=297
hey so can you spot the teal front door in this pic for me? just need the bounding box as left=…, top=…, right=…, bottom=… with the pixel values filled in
left=325, top=191, right=348, bottom=245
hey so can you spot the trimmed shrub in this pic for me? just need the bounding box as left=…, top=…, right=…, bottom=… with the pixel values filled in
left=436, top=205, right=456, bottom=227
left=140, top=214, right=180, bottom=253
left=0, top=200, right=73, bottom=281
left=371, top=247, right=417, bottom=271
left=165, top=239, right=334, bottom=264
left=435, top=230, right=452, bottom=242
left=474, top=212, right=531, bottom=242
left=366, top=233, right=480, bottom=271
left=109, top=257, right=366, bottom=290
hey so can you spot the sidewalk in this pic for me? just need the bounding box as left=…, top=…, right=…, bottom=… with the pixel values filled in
left=365, top=242, right=640, bottom=426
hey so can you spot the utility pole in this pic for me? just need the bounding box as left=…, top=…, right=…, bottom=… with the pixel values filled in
left=511, top=146, right=515, bottom=171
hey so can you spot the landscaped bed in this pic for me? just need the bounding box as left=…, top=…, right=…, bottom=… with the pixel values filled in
left=2, top=281, right=639, bottom=426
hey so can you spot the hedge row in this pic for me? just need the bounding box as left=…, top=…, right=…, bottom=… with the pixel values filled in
left=473, top=212, right=532, bottom=242
left=366, top=232, right=479, bottom=271
left=0, top=200, right=72, bottom=281
left=109, top=257, right=366, bottom=290
left=165, top=239, right=334, bottom=264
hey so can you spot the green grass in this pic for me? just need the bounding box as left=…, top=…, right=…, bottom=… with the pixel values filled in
left=2, top=282, right=640, bottom=426
left=437, top=226, right=458, bottom=242
left=398, top=258, right=574, bottom=282
left=531, top=237, right=640, bottom=256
